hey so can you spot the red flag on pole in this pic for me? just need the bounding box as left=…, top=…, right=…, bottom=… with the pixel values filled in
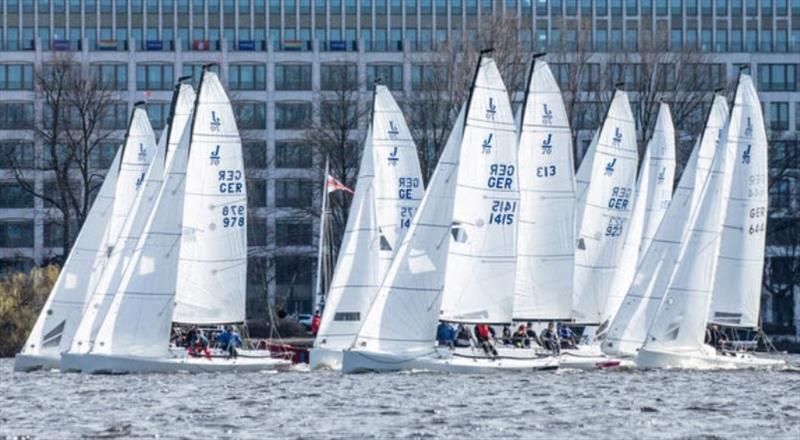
left=326, top=174, right=353, bottom=194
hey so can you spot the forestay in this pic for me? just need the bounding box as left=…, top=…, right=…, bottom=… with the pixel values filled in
left=91, top=112, right=193, bottom=358
left=572, top=90, right=638, bottom=325
left=174, top=71, right=247, bottom=324
left=314, top=126, right=382, bottom=351
left=641, top=77, right=761, bottom=354
left=439, top=57, right=519, bottom=324
left=601, top=96, right=728, bottom=357
left=18, top=152, right=121, bottom=360
left=64, top=106, right=158, bottom=354
left=352, top=106, right=465, bottom=354
left=513, top=59, right=576, bottom=321
left=707, top=77, right=769, bottom=329
left=600, top=103, right=676, bottom=329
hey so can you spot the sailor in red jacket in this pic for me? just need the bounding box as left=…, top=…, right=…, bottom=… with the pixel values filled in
left=311, top=311, right=321, bottom=336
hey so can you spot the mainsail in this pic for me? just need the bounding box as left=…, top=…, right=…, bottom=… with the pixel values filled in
left=601, top=96, right=728, bottom=356
left=707, top=78, right=769, bottom=329
left=174, top=70, right=247, bottom=324
left=513, top=58, right=576, bottom=321
left=572, top=90, right=639, bottom=324
left=641, top=76, right=762, bottom=354
left=600, top=103, right=676, bottom=329
left=438, top=56, right=519, bottom=324
left=17, top=151, right=121, bottom=360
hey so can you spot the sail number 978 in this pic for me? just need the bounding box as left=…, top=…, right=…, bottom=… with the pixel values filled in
left=222, top=204, right=245, bottom=228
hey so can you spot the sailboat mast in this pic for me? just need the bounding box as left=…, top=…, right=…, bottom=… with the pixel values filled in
left=314, top=158, right=330, bottom=313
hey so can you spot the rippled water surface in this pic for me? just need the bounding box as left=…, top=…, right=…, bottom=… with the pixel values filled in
left=1, top=357, right=799, bottom=439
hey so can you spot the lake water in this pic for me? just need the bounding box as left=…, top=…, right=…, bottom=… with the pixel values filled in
left=1, top=357, right=799, bottom=439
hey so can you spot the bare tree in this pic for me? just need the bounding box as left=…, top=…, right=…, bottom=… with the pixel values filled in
left=8, top=53, right=117, bottom=257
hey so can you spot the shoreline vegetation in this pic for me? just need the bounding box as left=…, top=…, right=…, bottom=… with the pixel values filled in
left=0, top=265, right=58, bottom=358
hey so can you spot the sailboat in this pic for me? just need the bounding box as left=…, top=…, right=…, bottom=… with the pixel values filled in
left=636, top=74, right=784, bottom=369
left=59, top=82, right=195, bottom=372
left=342, top=53, right=558, bottom=373
left=310, top=85, right=424, bottom=370
left=79, top=67, right=290, bottom=373
left=601, top=95, right=729, bottom=358
left=14, top=103, right=156, bottom=372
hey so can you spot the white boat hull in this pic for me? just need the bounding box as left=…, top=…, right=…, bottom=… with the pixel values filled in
left=60, top=352, right=88, bottom=372
left=79, top=353, right=292, bottom=374
left=559, top=345, right=634, bottom=370
left=636, top=345, right=786, bottom=370
left=309, top=347, right=343, bottom=370
left=13, top=353, right=60, bottom=372
left=342, top=348, right=559, bottom=374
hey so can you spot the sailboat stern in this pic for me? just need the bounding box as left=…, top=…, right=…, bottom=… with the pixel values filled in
left=13, top=353, right=60, bottom=372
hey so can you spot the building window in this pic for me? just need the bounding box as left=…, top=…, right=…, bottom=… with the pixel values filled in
left=276, top=219, right=313, bottom=246
left=366, top=64, right=403, bottom=90
left=275, top=179, right=313, bottom=208
left=0, top=103, right=34, bottom=129
left=757, top=64, right=798, bottom=91
left=321, top=101, right=358, bottom=129
left=247, top=177, right=267, bottom=207
left=147, top=102, right=170, bottom=130
left=769, top=102, right=789, bottom=131
left=769, top=178, right=792, bottom=210
left=0, top=64, right=34, bottom=90
left=136, top=64, right=174, bottom=90
left=0, top=221, right=34, bottom=248
left=92, top=63, right=127, bottom=90
left=274, top=256, right=314, bottom=314
left=243, top=141, right=267, bottom=169
left=90, top=143, right=119, bottom=168
left=0, top=183, right=34, bottom=208
left=229, top=64, right=266, bottom=90
left=43, top=220, right=78, bottom=247
left=101, top=102, right=130, bottom=130
left=247, top=217, right=268, bottom=246
left=233, top=102, right=267, bottom=129
left=275, top=64, right=312, bottom=91
left=275, top=142, right=313, bottom=168
left=580, top=64, right=601, bottom=91
left=275, top=102, right=312, bottom=129
left=320, top=64, right=358, bottom=90
left=0, top=141, right=35, bottom=169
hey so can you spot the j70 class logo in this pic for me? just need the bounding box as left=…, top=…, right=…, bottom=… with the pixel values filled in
left=135, top=172, right=145, bottom=190
left=742, top=145, right=751, bottom=165
left=715, top=128, right=722, bottom=146
left=542, top=104, right=553, bottom=125
left=210, top=145, right=221, bottom=166
left=541, top=133, right=553, bottom=155
left=387, top=121, right=400, bottom=140
left=486, top=97, right=497, bottom=120
left=605, top=158, right=617, bottom=176
left=388, top=146, right=399, bottom=166
left=612, top=127, right=623, bottom=146
left=482, top=133, right=493, bottom=154
left=657, top=166, right=666, bottom=183
left=210, top=111, right=222, bottom=132
left=138, top=143, right=147, bottom=162
left=744, top=117, right=753, bottom=138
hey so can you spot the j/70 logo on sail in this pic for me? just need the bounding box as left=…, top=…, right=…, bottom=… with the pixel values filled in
left=744, top=117, right=753, bottom=138
left=138, top=143, right=147, bottom=162
left=482, top=133, right=493, bottom=154
left=486, top=98, right=497, bottom=120
left=541, top=133, right=553, bottom=155
left=657, top=166, right=666, bottom=182
left=542, top=104, right=553, bottom=125
left=210, top=145, right=221, bottom=165
left=135, top=172, right=144, bottom=189
left=210, top=111, right=222, bottom=132
left=742, top=145, right=751, bottom=164
left=612, top=127, right=623, bottom=146
left=388, top=146, right=399, bottom=166
left=605, top=158, right=617, bottom=176
left=388, top=121, right=400, bottom=139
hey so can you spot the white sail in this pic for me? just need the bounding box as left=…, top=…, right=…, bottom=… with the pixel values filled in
left=371, top=85, right=425, bottom=273
left=66, top=89, right=192, bottom=356
left=314, top=126, right=383, bottom=351
left=708, top=79, right=769, bottom=329
left=601, top=96, right=728, bottom=356
left=641, top=77, right=761, bottom=354
left=91, top=115, right=193, bottom=358
left=600, top=103, right=676, bottom=328
left=174, top=71, right=247, bottom=324
left=352, top=105, right=465, bottom=354
left=572, top=90, right=639, bottom=324
left=17, top=151, right=121, bottom=361
left=439, top=57, right=519, bottom=324
left=513, top=59, right=576, bottom=321
left=574, top=130, right=599, bottom=236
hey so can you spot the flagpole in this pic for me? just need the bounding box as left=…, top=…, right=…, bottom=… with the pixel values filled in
left=314, top=158, right=330, bottom=314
